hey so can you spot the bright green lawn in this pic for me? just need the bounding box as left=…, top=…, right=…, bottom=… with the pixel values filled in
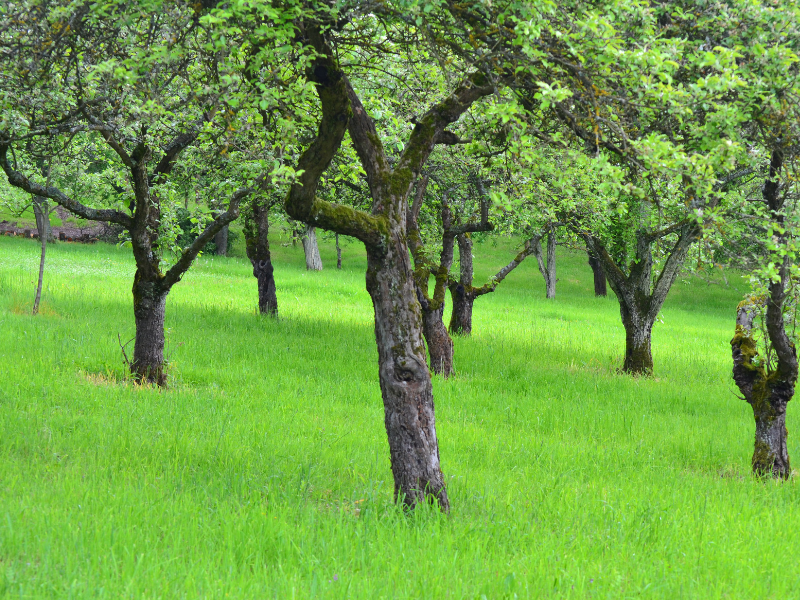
left=0, top=234, right=797, bottom=599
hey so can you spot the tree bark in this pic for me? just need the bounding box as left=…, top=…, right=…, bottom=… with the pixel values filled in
left=621, top=305, right=654, bottom=374
left=214, top=223, right=228, bottom=256
left=448, top=233, right=476, bottom=335
left=244, top=199, right=278, bottom=316
left=336, top=233, right=342, bottom=269
left=587, top=248, right=607, bottom=296
left=302, top=225, right=323, bottom=270
left=366, top=237, right=449, bottom=510
left=418, top=290, right=454, bottom=376
left=448, top=283, right=475, bottom=336
left=131, top=276, right=168, bottom=385
left=545, top=227, right=556, bottom=299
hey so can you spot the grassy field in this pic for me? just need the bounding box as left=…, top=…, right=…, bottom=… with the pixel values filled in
left=0, top=233, right=798, bottom=599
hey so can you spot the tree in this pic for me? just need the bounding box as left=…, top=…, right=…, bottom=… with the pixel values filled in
left=732, top=149, right=799, bottom=478
left=406, top=173, right=492, bottom=375
left=0, top=1, right=265, bottom=384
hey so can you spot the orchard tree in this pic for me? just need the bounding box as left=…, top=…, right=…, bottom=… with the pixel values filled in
left=0, top=0, right=272, bottom=384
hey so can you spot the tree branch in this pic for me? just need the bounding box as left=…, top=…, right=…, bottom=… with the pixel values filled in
left=473, top=238, right=537, bottom=296
left=162, top=185, right=253, bottom=288
left=0, top=141, right=132, bottom=226
left=284, top=25, right=385, bottom=248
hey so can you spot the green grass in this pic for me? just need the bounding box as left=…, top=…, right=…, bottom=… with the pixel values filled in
left=0, top=234, right=798, bottom=599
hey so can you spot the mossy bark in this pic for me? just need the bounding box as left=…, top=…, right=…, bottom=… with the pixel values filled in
left=730, top=149, right=798, bottom=478
left=732, top=315, right=793, bottom=478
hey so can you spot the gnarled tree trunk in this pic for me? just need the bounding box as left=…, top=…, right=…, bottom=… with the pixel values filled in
left=366, top=235, right=449, bottom=510
left=731, top=149, right=799, bottom=478
left=280, top=27, right=499, bottom=511
left=302, top=225, right=323, bottom=271
left=732, top=302, right=794, bottom=477
left=244, top=199, right=278, bottom=316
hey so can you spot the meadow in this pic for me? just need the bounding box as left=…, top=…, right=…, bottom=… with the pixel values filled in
left=0, top=232, right=798, bottom=599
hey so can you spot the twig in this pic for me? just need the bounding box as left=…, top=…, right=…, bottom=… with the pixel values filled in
left=118, top=333, right=134, bottom=368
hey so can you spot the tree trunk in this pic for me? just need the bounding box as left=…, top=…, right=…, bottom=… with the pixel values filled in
left=587, top=250, right=607, bottom=296
left=131, top=275, right=168, bottom=385
left=214, top=223, right=228, bottom=256
left=418, top=291, right=454, bottom=377
left=244, top=200, right=278, bottom=316
left=621, top=306, right=654, bottom=374
left=752, top=398, right=790, bottom=477
left=302, top=225, right=323, bottom=270
left=732, top=303, right=794, bottom=478
left=545, top=227, right=556, bottom=299
left=32, top=197, right=48, bottom=315
left=336, top=233, right=342, bottom=269
left=366, top=235, right=449, bottom=511
left=532, top=227, right=557, bottom=299
left=448, top=233, right=476, bottom=335
left=448, top=282, right=475, bottom=335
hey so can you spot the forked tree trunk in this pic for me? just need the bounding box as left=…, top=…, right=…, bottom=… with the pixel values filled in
left=366, top=235, right=449, bottom=511
left=131, top=275, right=168, bottom=385
left=587, top=224, right=698, bottom=376
left=532, top=226, right=557, bottom=299
left=588, top=250, right=607, bottom=296
left=214, top=224, right=229, bottom=256
left=302, top=225, right=323, bottom=270
left=244, top=200, right=278, bottom=316
left=418, top=291, right=454, bottom=376
left=732, top=303, right=793, bottom=477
